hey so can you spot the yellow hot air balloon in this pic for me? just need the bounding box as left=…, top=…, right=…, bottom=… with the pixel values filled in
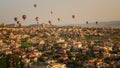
left=57, top=18, right=61, bottom=22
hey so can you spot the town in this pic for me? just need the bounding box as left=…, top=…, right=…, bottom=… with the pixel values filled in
left=0, top=24, right=120, bottom=68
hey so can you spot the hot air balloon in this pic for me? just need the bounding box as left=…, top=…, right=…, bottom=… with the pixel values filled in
left=86, top=21, right=88, bottom=24
left=35, top=17, right=39, bottom=22
left=48, top=20, right=52, bottom=25
left=17, top=21, right=19, bottom=24
left=96, top=21, right=98, bottom=24
left=35, top=17, right=39, bottom=25
left=50, top=11, right=53, bottom=14
left=22, top=15, right=27, bottom=20
left=72, top=15, right=75, bottom=19
left=14, top=17, right=18, bottom=22
left=34, top=4, right=37, bottom=8
left=17, top=21, right=22, bottom=27
left=57, top=18, right=61, bottom=22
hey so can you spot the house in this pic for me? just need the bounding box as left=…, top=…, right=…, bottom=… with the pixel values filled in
left=70, top=41, right=82, bottom=50
left=83, top=60, right=95, bottom=67
left=39, top=40, right=45, bottom=45
left=93, top=46, right=100, bottom=51
left=103, top=53, right=110, bottom=58
left=73, top=42, right=82, bottom=49
left=59, top=54, right=68, bottom=61
left=56, top=38, right=65, bottom=43
left=0, top=39, right=3, bottom=44
left=4, top=49, right=12, bottom=55
left=47, top=63, right=66, bottom=68
left=58, top=43, right=67, bottom=49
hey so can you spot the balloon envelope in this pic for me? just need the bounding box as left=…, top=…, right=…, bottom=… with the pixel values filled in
left=57, top=18, right=61, bottom=22
left=50, top=11, right=53, bottom=14
left=14, top=17, right=18, bottom=22
left=72, top=15, right=75, bottom=19
left=35, top=17, right=39, bottom=21
left=34, top=4, right=37, bottom=8
left=22, top=15, right=27, bottom=20
left=48, top=20, right=52, bottom=25
left=17, top=21, right=20, bottom=24
left=86, top=21, right=88, bottom=24
left=96, top=21, right=98, bottom=24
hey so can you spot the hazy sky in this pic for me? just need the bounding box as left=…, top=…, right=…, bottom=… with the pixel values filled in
left=0, top=0, right=120, bottom=25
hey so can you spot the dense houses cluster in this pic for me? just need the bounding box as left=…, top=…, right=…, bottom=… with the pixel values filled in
left=0, top=25, right=120, bottom=68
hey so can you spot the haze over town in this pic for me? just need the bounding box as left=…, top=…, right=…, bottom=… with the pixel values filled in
left=0, top=0, right=120, bottom=26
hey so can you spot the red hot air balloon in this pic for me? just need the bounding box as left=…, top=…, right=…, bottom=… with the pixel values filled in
left=14, top=17, right=18, bottom=22
left=72, top=15, right=75, bottom=19
left=16, top=21, right=22, bottom=27
left=48, top=20, right=52, bottom=25
left=22, top=15, right=27, bottom=20
left=35, top=17, right=39, bottom=22
left=35, top=17, right=39, bottom=25
left=17, top=21, right=20, bottom=24
left=34, top=4, right=37, bottom=8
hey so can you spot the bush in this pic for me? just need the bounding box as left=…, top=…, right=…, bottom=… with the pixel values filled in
left=21, top=42, right=34, bottom=48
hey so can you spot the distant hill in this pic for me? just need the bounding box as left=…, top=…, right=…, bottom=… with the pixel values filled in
left=67, top=21, right=120, bottom=28
left=4, top=21, right=120, bottom=28
left=28, top=23, right=57, bottom=27
left=6, top=24, right=15, bottom=27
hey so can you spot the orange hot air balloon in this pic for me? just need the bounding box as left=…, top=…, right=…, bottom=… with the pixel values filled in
left=72, top=15, right=75, bottom=19
left=14, top=17, right=18, bottom=22
left=35, top=17, right=39, bottom=22
left=48, top=20, right=52, bottom=25
left=22, top=15, right=27, bottom=20
left=34, top=4, right=37, bottom=8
